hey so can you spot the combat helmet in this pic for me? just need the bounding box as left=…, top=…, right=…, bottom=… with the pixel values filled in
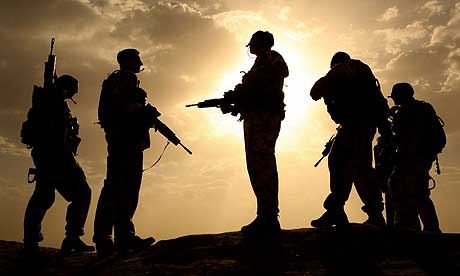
left=390, top=82, right=414, bottom=104
left=246, top=31, right=274, bottom=49
left=56, top=74, right=79, bottom=99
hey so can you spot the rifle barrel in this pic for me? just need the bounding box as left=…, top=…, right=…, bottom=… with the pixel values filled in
left=185, top=104, right=198, bottom=107
left=314, top=155, right=325, bottom=167
left=50, top=38, right=55, bottom=55
left=180, top=142, right=193, bottom=155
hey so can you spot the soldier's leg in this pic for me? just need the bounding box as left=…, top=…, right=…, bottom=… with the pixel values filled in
left=24, top=149, right=56, bottom=247
left=416, top=172, right=441, bottom=232
left=243, top=112, right=281, bottom=218
left=122, top=151, right=143, bottom=234
left=324, top=130, right=354, bottom=212
left=352, top=127, right=384, bottom=222
left=389, top=169, right=421, bottom=231
left=56, top=153, right=94, bottom=253
left=112, top=150, right=143, bottom=246
left=311, top=131, right=352, bottom=228
left=94, top=153, right=118, bottom=243
left=56, top=153, right=91, bottom=239
left=94, top=180, right=115, bottom=239
left=24, top=177, right=56, bottom=246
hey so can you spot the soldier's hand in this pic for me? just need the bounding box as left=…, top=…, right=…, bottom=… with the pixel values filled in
left=220, top=104, right=232, bottom=114
left=145, top=103, right=161, bottom=118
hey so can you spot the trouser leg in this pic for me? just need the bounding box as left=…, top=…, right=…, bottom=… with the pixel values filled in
left=94, top=179, right=115, bottom=241
left=24, top=181, right=55, bottom=244
left=352, top=127, right=384, bottom=216
left=24, top=149, right=57, bottom=245
left=57, top=155, right=91, bottom=238
left=416, top=173, right=440, bottom=232
left=111, top=150, right=143, bottom=243
left=389, top=169, right=421, bottom=231
left=324, top=131, right=353, bottom=212
left=418, top=196, right=440, bottom=232
left=244, top=113, right=281, bottom=218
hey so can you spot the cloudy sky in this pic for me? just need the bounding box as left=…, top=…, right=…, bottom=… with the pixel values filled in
left=0, top=0, right=459, bottom=247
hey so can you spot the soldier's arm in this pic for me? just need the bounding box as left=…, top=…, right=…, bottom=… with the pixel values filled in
left=110, top=74, right=145, bottom=115
left=310, top=76, right=329, bottom=101
left=244, top=56, right=289, bottom=85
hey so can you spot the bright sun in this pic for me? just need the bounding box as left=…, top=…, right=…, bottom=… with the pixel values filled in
left=200, top=45, right=319, bottom=140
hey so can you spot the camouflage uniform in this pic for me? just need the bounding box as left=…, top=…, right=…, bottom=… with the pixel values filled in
left=237, top=50, right=289, bottom=218
left=310, top=59, right=388, bottom=221
left=389, top=100, right=441, bottom=232
left=94, top=69, right=150, bottom=246
left=24, top=93, right=91, bottom=247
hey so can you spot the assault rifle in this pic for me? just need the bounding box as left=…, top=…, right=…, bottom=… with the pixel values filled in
left=314, top=134, right=336, bottom=167
left=186, top=91, right=239, bottom=116
left=146, top=104, right=192, bottom=155
left=24, top=38, right=58, bottom=183
left=44, top=38, right=57, bottom=90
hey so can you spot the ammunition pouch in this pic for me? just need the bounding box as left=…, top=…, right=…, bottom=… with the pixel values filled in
left=20, top=119, right=36, bottom=148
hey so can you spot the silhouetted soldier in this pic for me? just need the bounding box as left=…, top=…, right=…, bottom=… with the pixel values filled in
left=310, top=52, right=390, bottom=228
left=22, top=75, right=94, bottom=256
left=225, top=31, right=288, bottom=235
left=94, top=49, right=155, bottom=256
left=388, top=83, right=445, bottom=232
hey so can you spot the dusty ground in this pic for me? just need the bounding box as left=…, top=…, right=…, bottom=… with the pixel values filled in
left=1, top=224, right=459, bottom=276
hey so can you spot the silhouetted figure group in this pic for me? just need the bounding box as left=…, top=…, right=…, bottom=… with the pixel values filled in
left=20, top=31, right=446, bottom=259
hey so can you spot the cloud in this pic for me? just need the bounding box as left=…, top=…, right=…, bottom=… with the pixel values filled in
left=374, top=21, right=430, bottom=54
left=420, top=1, right=447, bottom=17
left=429, top=2, right=460, bottom=46
left=278, top=6, right=291, bottom=21
left=179, top=74, right=196, bottom=83
left=377, top=6, right=399, bottom=22
left=0, top=136, right=29, bottom=158
left=212, top=10, right=268, bottom=42
left=441, top=48, right=460, bottom=93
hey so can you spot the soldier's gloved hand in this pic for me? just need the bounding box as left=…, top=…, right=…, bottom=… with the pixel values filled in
left=145, top=103, right=161, bottom=118
left=136, top=88, right=148, bottom=105
left=224, top=89, right=237, bottom=99
left=220, top=103, right=233, bottom=114
left=144, top=104, right=161, bottom=128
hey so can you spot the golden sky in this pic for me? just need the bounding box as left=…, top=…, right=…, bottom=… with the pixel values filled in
left=0, top=0, right=459, bottom=247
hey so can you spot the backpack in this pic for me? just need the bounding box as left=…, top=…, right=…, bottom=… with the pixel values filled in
left=418, top=100, right=446, bottom=156
left=20, top=85, right=45, bottom=148
left=325, top=59, right=389, bottom=125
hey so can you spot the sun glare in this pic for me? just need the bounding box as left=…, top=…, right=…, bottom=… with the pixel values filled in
left=198, top=45, right=320, bottom=141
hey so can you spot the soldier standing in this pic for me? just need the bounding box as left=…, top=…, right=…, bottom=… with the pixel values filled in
left=225, top=31, right=289, bottom=235
left=22, top=75, right=94, bottom=256
left=388, top=83, right=445, bottom=232
left=309, top=52, right=390, bottom=228
left=93, top=49, right=155, bottom=256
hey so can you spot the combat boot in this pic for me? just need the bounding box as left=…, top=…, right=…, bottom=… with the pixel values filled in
left=241, top=215, right=281, bottom=236
left=23, top=242, right=41, bottom=260
left=23, top=232, right=44, bottom=260
left=94, top=238, right=115, bottom=258
left=116, top=235, right=155, bottom=255
left=311, top=209, right=349, bottom=228
left=363, top=214, right=386, bottom=228
left=61, top=236, right=95, bottom=254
